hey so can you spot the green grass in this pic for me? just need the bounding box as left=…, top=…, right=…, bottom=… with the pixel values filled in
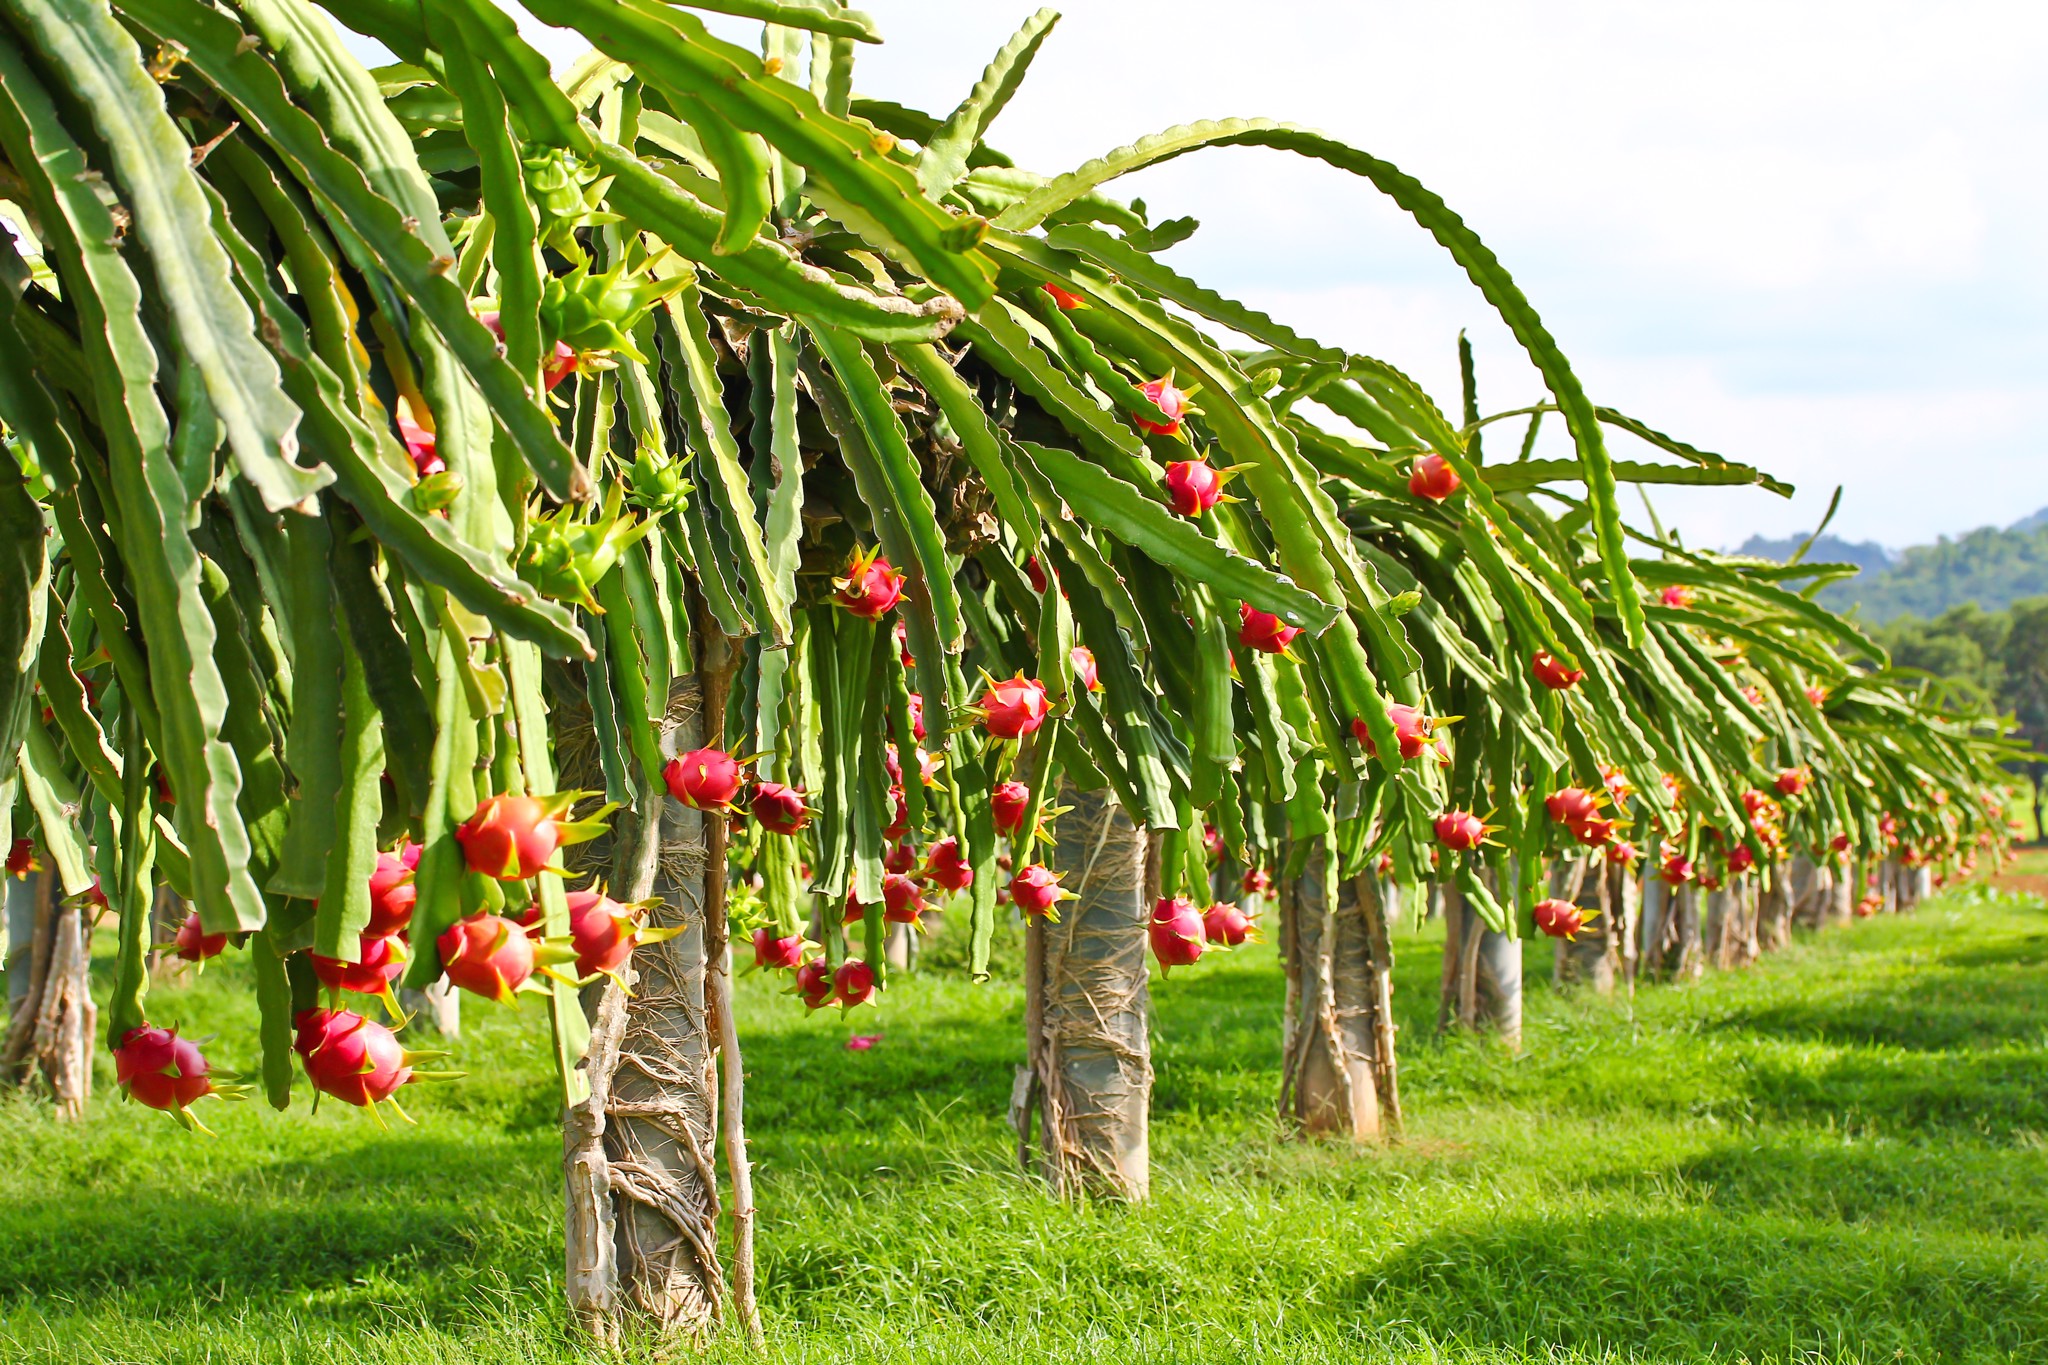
left=3, top=871, right=2046, bottom=1365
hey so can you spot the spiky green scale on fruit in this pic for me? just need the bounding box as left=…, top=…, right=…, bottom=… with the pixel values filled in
left=522, top=146, right=619, bottom=259
left=535, top=260, right=681, bottom=364
left=515, top=491, right=655, bottom=612
left=625, top=447, right=692, bottom=519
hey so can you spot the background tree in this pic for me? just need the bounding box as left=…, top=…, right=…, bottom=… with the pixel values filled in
left=2001, top=600, right=2048, bottom=839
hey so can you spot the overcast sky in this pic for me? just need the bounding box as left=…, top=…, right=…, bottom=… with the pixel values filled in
left=466, top=4, right=2048, bottom=550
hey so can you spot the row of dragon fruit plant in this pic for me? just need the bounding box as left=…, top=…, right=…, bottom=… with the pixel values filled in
left=0, top=0, right=2019, bottom=1342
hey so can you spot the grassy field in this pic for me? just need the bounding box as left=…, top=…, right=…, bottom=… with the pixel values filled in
left=2, top=866, right=2045, bottom=1365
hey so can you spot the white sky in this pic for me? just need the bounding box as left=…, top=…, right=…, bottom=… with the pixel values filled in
left=469, top=4, right=2048, bottom=550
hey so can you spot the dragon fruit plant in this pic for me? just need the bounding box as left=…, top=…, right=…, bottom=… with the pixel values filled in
left=0, top=0, right=2016, bottom=1347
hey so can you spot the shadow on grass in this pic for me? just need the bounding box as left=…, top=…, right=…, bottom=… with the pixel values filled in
left=1710, top=960, right=2048, bottom=1054
left=1931, top=931, right=2048, bottom=970
left=1662, top=1138, right=2048, bottom=1232
left=1339, top=1208, right=2048, bottom=1364
left=1737, top=1048, right=2048, bottom=1136
left=1149, top=951, right=1289, bottom=1121
left=742, top=947, right=1298, bottom=1144
left=0, top=1134, right=556, bottom=1312
left=744, top=1012, right=1021, bottom=1143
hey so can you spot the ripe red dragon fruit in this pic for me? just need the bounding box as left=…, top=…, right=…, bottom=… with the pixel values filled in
left=1774, top=766, right=1811, bottom=797
left=1238, top=603, right=1301, bottom=655
left=1071, top=646, right=1101, bottom=693
left=1010, top=864, right=1071, bottom=919
left=1533, top=898, right=1584, bottom=940
left=1149, top=897, right=1206, bottom=973
left=455, top=794, right=561, bottom=880
left=1242, top=866, right=1273, bottom=897
left=1163, top=457, right=1221, bottom=516
left=1202, top=901, right=1254, bottom=946
left=664, top=747, right=743, bottom=811
left=1042, top=280, right=1086, bottom=310
left=1545, top=787, right=1601, bottom=826
left=923, top=836, right=974, bottom=892
left=834, top=959, right=877, bottom=1009
left=1657, top=851, right=1695, bottom=886
left=1137, top=375, right=1194, bottom=437
left=1433, top=810, right=1487, bottom=851
left=1727, top=844, right=1756, bottom=875
left=567, top=889, right=649, bottom=979
left=792, top=958, right=835, bottom=1010
left=312, top=932, right=408, bottom=1001
left=1408, top=453, right=1459, bottom=501
left=1660, top=585, right=1694, bottom=609
left=1606, top=840, right=1640, bottom=866
left=114, top=1025, right=217, bottom=1118
left=1571, top=817, right=1616, bottom=848
left=1388, top=703, right=1434, bottom=759
left=294, top=1008, right=415, bottom=1107
left=836, top=547, right=905, bottom=620
left=1529, top=650, right=1584, bottom=691
left=750, top=781, right=810, bottom=836
left=364, top=844, right=420, bottom=937
left=436, top=912, right=535, bottom=1004
left=991, top=781, right=1030, bottom=837
left=1024, top=555, right=1049, bottom=594
left=882, top=873, right=928, bottom=926
left=5, top=838, right=34, bottom=877
left=752, top=927, right=808, bottom=971
left=397, top=412, right=444, bottom=478
left=173, top=911, right=227, bottom=963
left=1351, top=702, right=1435, bottom=760
left=977, top=674, right=1049, bottom=740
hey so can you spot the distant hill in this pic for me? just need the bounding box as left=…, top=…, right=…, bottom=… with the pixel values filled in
left=1732, top=532, right=1894, bottom=576
left=1735, top=509, right=2048, bottom=624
